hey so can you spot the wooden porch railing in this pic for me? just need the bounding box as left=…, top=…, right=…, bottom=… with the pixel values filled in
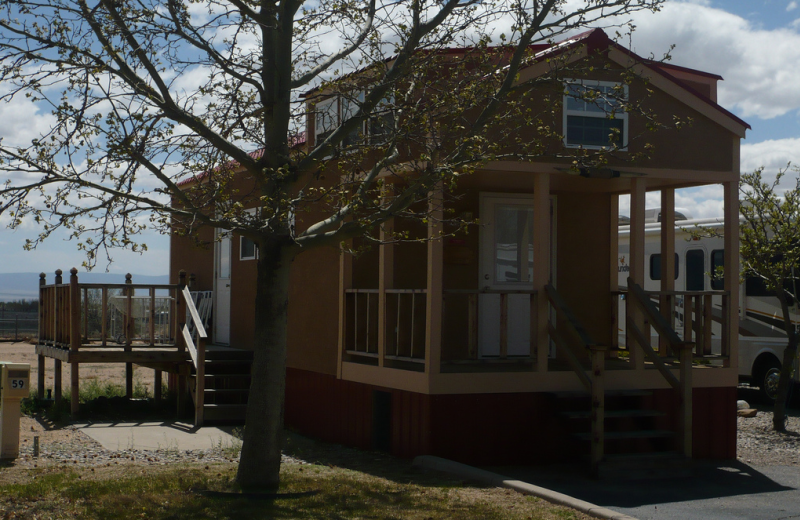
left=545, top=283, right=606, bottom=473
left=443, top=289, right=538, bottom=362
left=180, top=274, right=208, bottom=427
left=626, top=278, right=694, bottom=457
left=343, top=288, right=428, bottom=364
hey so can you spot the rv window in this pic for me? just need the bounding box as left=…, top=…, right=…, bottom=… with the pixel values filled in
left=685, top=249, right=705, bottom=291
left=649, top=253, right=679, bottom=280
left=710, top=250, right=724, bottom=290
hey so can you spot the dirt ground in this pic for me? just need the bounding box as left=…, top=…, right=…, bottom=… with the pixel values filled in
left=0, top=340, right=162, bottom=446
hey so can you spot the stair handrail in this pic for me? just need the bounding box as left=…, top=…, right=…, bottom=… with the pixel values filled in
left=180, top=284, right=207, bottom=426
left=545, top=283, right=606, bottom=473
left=626, top=277, right=693, bottom=457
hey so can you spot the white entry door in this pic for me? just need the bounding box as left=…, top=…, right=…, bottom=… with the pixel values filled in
left=478, top=195, right=537, bottom=357
left=214, top=230, right=232, bottom=345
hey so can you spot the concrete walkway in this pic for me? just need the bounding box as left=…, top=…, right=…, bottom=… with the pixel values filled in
left=75, top=421, right=240, bottom=451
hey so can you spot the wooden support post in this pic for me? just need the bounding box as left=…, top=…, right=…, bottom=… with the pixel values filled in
left=723, top=180, right=739, bottom=368
left=533, top=173, right=551, bottom=372
left=337, top=246, right=352, bottom=379
left=378, top=216, right=394, bottom=367
left=54, top=270, right=62, bottom=346
left=590, top=345, right=606, bottom=475
left=83, top=287, right=88, bottom=343
left=101, top=287, right=108, bottom=347
left=154, top=370, right=162, bottom=402
left=125, top=273, right=133, bottom=399
left=678, top=344, right=693, bottom=457
left=195, top=329, right=206, bottom=427
left=69, top=268, right=81, bottom=415
left=54, top=359, right=62, bottom=403
left=660, top=189, right=676, bottom=356
left=425, top=181, right=444, bottom=379
left=609, top=197, right=619, bottom=352
left=629, top=178, right=646, bottom=370
left=38, top=273, right=46, bottom=399
left=149, top=287, right=156, bottom=346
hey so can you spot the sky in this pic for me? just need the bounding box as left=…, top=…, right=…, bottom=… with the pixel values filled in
left=0, top=0, right=798, bottom=276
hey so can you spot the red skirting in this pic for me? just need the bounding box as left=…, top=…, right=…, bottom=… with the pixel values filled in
left=284, top=368, right=737, bottom=465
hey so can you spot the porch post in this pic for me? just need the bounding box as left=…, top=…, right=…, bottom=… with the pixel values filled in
left=337, top=240, right=353, bottom=379
left=629, top=178, right=647, bottom=370
left=723, top=181, right=739, bottom=368
left=69, top=268, right=80, bottom=415
left=660, top=189, right=676, bottom=356
left=125, top=273, right=134, bottom=398
left=533, top=172, right=551, bottom=372
left=378, top=216, right=394, bottom=368
left=38, top=273, right=46, bottom=400
left=425, top=181, right=444, bottom=377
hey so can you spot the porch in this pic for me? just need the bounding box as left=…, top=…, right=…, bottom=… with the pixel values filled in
left=35, top=269, right=249, bottom=426
left=337, top=174, right=741, bottom=471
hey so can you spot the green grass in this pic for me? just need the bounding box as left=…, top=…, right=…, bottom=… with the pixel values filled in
left=0, top=463, right=590, bottom=519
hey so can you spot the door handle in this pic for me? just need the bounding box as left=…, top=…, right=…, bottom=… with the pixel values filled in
left=226, top=284, right=231, bottom=288
left=484, top=274, right=490, bottom=280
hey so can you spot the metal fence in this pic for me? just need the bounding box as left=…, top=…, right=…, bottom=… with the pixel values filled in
left=0, top=317, right=38, bottom=342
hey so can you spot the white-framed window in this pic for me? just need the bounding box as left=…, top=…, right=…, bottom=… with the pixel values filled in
left=239, top=208, right=259, bottom=261
left=240, top=236, right=258, bottom=261
left=315, top=96, right=339, bottom=145
left=563, top=79, right=628, bottom=149
left=314, top=91, right=395, bottom=148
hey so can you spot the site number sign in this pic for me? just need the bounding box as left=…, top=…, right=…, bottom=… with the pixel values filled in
left=10, top=379, right=25, bottom=390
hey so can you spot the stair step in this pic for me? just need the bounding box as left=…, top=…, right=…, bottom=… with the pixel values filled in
left=575, top=429, right=674, bottom=441
left=598, top=452, right=693, bottom=479
left=551, top=389, right=653, bottom=399
left=561, top=409, right=666, bottom=419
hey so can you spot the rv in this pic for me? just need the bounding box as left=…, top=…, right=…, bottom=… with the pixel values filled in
left=618, top=213, right=799, bottom=402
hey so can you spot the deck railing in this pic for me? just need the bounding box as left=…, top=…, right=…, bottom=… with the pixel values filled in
left=180, top=275, right=208, bottom=427
left=38, top=269, right=181, bottom=349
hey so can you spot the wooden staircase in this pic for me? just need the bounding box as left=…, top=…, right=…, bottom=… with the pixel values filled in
left=553, top=389, right=691, bottom=479
left=193, top=347, right=252, bottom=423
left=545, top=282, right=694, bottom=479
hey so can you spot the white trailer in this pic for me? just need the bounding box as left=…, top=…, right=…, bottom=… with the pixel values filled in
left=619, top=215, right=799, bottom=402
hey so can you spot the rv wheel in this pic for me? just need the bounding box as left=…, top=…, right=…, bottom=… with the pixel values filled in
left=757, top=360, right=782, bottom=403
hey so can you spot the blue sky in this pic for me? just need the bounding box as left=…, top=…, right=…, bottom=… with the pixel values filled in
left=0, top=0, right=799, bottom=276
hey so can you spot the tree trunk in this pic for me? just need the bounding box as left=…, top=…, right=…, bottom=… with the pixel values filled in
left=236, top=239, right=296, bottom=490
left=773, top=292, right=798, bottom=431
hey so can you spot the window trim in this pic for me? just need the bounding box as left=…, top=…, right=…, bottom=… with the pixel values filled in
left=563, top=79, right=629, bottom=150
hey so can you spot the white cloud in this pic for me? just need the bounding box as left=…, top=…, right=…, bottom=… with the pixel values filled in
left=625, top=2, right=800, bottom=119
left=741, top=137, right=800, bottom=173
left=788, top=1, right=798, bottom=12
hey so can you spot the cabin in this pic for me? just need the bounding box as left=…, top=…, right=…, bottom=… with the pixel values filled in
left=37, top=29, right=749, bottom=475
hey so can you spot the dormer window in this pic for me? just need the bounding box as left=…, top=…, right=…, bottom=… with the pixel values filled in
left=313, top=91, right=395, bottom=148
left=563, top=80, right=628, bottom=149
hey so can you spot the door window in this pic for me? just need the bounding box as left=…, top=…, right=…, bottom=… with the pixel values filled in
left=493, top=205, right=534, bottom=284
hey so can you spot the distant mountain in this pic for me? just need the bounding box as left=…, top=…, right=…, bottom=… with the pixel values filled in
left=0, top=272, right=169, bottom=301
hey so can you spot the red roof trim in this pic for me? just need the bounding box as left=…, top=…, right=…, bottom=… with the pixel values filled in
left=175, top=132, right=306, bottom=188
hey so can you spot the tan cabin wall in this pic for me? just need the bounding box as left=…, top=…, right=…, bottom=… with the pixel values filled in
left=169, top=227, right=214, bottom=290
left=554, top=192, right=612, bottom=349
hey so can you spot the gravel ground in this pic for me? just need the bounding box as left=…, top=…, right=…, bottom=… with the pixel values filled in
left=7, top=407, right=796, bottom=471
left=5, top=418, right=307, bottom=473
left=737, top=405, right=800, bottom=466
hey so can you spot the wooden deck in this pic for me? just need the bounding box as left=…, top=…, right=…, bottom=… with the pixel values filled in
left=35, top=269, right=250, bottom=426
